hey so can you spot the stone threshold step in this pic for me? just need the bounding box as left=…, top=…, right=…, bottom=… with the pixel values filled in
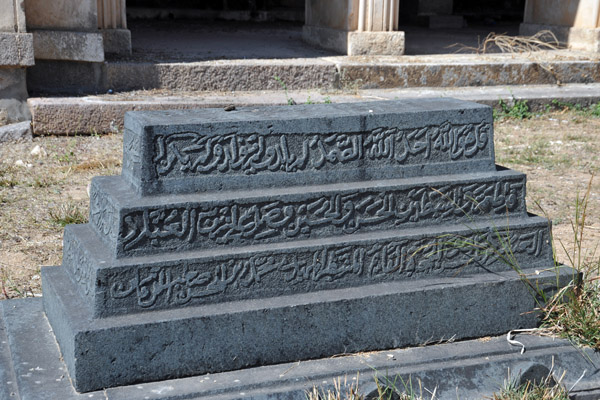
left=2, top=297, right=599, bottom=399
left=62, top=214, right=554, bottom=318
left=88, top=169, right=527, bottom=259
left=28, top=52, right=600, bottom=96
left=28, top=83, right=600, bottom=136
left=41, top=263, right=574, bottom=392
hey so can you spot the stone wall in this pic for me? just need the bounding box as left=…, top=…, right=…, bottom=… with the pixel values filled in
left=0, top=0, right=33, bottom=133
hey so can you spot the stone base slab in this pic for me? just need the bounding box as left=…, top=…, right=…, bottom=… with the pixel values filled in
left=303, top=25, right=405, bottom=56
left=347, top=31, right=405, bottom=56
left=3, top=298, right=600, bottom=399
left=32, top=30, right=104, bottom=62
left=0, top=32, right=34, bottom=67
left=102, top=29, right=132, bottom=56
left=41, top=262, right=574, bottom=392
left=520, top=23, right=600, bottom=53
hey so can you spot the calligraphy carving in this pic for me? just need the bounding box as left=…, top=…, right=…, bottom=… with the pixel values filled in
left=123, top=129, right=141, bottom=173
left=107, top=227, right=548, bottom=311
left=90, top=186, right=117, bottom=241
left=117, top=178, right=525, bottom=257
left=62, top=234, right=94, bottom=296
left=151, top=121, right=491, bottom=178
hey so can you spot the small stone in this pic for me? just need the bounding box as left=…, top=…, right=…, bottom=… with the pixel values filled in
left=30, top=145, right=47, bottom=158
left=224, top=105, right=236, bottom=112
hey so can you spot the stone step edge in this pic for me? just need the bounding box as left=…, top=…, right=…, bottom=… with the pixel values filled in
left=3, top=298, right=599, bottom=399
left=28, top=82, right=600, bottom=136
left=100, top=58, right=600, bottom=92
left=41, top=263, right=575, bottom=392
left=61, top=214, right=554, bottom=318
left=88, top=168, right=527, bottom=259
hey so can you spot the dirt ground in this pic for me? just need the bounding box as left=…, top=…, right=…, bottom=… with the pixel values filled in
left=0, top=110, right=598, bottom=299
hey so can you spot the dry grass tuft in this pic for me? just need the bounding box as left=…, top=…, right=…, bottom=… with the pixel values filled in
left=490, top=368, right=570, bottom=400
left=449, top=30, right=566, bottom=84
left=451, top=30, right=564, bottom=54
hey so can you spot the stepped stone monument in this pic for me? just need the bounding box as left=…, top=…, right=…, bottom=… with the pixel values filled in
left=3, top=99, right=587, bottom=399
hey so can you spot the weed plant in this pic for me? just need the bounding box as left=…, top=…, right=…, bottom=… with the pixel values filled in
left=48, top=201, right=88, bottom=227
left=494, top=98, right=532, bottom=120
left=306, top=374, right=436, bottom=400
left=434, top=176, right=600, bottom=349
left=538, top=176, right=600, bottom=350
left=490, top=369, right=570, bottom=400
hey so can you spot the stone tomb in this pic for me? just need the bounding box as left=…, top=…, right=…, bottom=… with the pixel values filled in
left=40, top=99, right=571, bottom=392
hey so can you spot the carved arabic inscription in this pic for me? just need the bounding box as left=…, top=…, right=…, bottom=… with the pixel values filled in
left=118, top=179, right=524, bottom=256
left=109, top=227, right=547, bottom=310
left=152, top=121, right=491, bottom=177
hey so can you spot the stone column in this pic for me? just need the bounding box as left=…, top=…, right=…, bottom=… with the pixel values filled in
left=97, top=0, right=131, bottom=55
left=0, top=0, right=34, bottom=135
left=303, top=0, right=405, bottom=55
left=520, top=0, right=600, bottom=52
left=24, top=0, right=104, bottom=62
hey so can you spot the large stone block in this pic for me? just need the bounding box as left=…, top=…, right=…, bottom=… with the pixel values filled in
left=88, top=170, right=527, bottom=258
left=25, top=0, right=98, bottom=31
left=102, top=28, right=132, bottom=56
left=302, top=25, right=405, bottom=55
left=0, top=33, right=34, bottom=66
left=62, top=215, right=554, bottom=317
left=347, top=31, right=405, bottom=56
left=0, top=68, right=31, bottom=124
left=32, top=30, right=104, bottom=62
left=42, top=263, right=574, bottom=393
left=122, top=99, right=495, bottom=195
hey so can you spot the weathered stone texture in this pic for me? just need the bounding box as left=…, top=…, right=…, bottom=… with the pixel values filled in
left=348, top=31, right=405, bottom=56
left=39, top=99, right=565, bottom=393
left=102, top=28, right=132, bottom=55
left=0, top=120, right=32, bottom=142
left=32, top=30, right=104, bottom=62
left=0, top=33, right=34, bottom=66
left=122, top=99, right=495, bottom=194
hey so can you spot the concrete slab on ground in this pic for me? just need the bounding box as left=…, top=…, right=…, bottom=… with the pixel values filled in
left=28, top=83, right=600, bottom=135
left=1, top=297, right=599, bottom=399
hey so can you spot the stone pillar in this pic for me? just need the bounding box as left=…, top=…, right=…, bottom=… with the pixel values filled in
left=303, top=0, right=405, bottom=55
left=0, top=0, right=34, bottom=129
left=520, top=0, right=600, bottom=52
left=98, top=0, right=131, bottom=55
left=24, top=0, right=104, bottom=62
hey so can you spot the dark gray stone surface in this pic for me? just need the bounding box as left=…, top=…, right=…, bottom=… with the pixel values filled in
left=63, top=215, right=554, bottom=317
left=2, top=297, right=600, bottom=400
left=34, top=98, right=574, bottom=394
left=122, top=99, right=495, bottom=195
left=89, top=170, right=526, bottom=259
left=0, top=305, right=19, bottom=400
left=0, top=299, right=76, bottom=400
left=42, top=263, right=574, bottom=393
